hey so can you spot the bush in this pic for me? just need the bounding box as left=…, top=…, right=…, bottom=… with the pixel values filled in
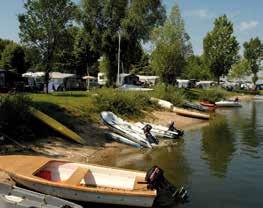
left=94, top=88, right=156, bottom=118
left=0, top=94, right=33, bottom=140
left=152, top=84, right=185, bottom=106
left=199, top=88, right=226, bottom=103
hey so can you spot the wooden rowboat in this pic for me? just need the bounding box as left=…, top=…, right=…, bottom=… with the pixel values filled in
left=0, top=155, right=156, bottom=207
left=173, top=107, right=210, bottom=120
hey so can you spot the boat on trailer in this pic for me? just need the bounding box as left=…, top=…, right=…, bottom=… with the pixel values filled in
left=0, top=156, right=156, bottom=207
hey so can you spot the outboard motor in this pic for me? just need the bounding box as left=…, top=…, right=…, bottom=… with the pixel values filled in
left=142, top=124, right=159, bottom=144
left=145, top=166, right=188, bottom=206
left=168, top=121, right=184, bottom=136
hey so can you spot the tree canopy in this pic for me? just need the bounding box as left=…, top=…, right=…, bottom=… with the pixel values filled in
left=18, top=0, right=77, bottom=92
left=243, top=37, right=263, bottom=85
left=81, top=0, right=166, bottom=85
left=203, top=15, right=239, bottom=83
left=1, top=42, right=26, bottom=74
left=150, top=4, right=192, bottom=84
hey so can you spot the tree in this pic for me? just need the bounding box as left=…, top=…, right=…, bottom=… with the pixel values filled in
left=151, top=41, right=185, bottom=85
left=182, top=55, right=212, bottom=80
left=18, top=0, right=77, bottom=93
left=243, top=37, right=263, bottom=85
left=228, top=59, right=251, bottom=80
left=203, top=15, right=239, bottom=84
left=73, top=28, right=100, bottom=76
left=150, top=4, right=192, bottom=84
left=1, top=43, right=26, bottom=74
left=0, top=38, right=13, bottom=60
left=81, top=0, right=166, bottom=85
left=151, top=4, right=193, bottom=59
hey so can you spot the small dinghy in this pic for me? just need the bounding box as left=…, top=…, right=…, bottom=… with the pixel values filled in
left=183, top=101, right=208, bottom=112
left=105, top=132, right=142, bottom=148
left=215, top=100, right=242, bottom=107
left=0, top=182, right=82, bottom=208
left=0, top=156, right=188, bottom=207
left=101, top=111, right=158, bottom=148
left=135, top=122, right=184, bottom=139
left=151, top=98, right=173, bottom=109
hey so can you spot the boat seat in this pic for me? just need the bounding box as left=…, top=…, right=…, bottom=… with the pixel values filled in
left=133, top=176, right=148, bottom=191
left=64, top=167, right=90, bottom=185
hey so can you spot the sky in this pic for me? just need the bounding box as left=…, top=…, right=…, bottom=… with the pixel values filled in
left=0, top=0, right=262, bottom=55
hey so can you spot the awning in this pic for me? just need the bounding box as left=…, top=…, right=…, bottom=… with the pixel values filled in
left=82, top=75, right=96, bottom=80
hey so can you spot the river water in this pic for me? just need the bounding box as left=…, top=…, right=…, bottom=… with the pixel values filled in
left=86, top=100, right=263, bottom=208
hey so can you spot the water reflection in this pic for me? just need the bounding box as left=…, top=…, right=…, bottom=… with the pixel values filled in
left=201, top=116, right=236, bottom=178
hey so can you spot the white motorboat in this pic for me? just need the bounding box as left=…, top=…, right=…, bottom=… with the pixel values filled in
left=105, top=132, right=142, bottom=148
left=215, top=100, right=242, bottom=107
left=101, top=111, right=153, bottom=148
left=134, top=122, right=183, bottom=139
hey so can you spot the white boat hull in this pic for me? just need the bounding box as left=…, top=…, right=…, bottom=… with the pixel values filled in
left=215, top=101, right=242, bottom=107
left=106, top=132, right=141, bottom=148
left=13, top=176, right=155, bottom=207
left=101, top=112, right=152, bottom=148
left=135, top=122, right=179, bottom=139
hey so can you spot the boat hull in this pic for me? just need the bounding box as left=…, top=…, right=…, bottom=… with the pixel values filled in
left=215, top=101, right=242, bottom=107
left=173, top=107, right=210, bottom=120
left=13, top=175, right=155, bottom=207
left=0, top=156, right=156, bottom=207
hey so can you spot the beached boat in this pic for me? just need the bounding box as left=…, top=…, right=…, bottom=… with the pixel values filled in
left=150, top=98, right=173, bottom=109
left=134, top=122, right=183, bottom=139
left=173, top=107, right=210, bottom=120
left=30, top=107, right=86, bottom=144
left=101, top=111, right=153, bottom=148
left=215, top=100, right=242, bottom=107
left=105, top=132, right=142, bottom=148
left=183, top=101, right=208, bottom=112
left=0, top=182, right=82, bottom=208
left=0, top=155, right=156, bottom=207
left=200, top=101, right=216, bottom=108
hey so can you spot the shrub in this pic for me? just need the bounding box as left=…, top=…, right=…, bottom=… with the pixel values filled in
left=94, top=88, right=156, bottom=118
left=199, top=88, right=226, bottom=103
left=152, top=84, right=185, bottom=106
left=0, top=94, right=33, bottom=140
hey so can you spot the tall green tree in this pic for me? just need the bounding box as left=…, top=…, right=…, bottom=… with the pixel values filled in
left=81, top=0, right=166, bottom=85
left=0, top=38, right=13, bottom=60
left=1, top=43, right=26, bottom=74
left=243, top=37, right=263, bottom=85
left=203, top=15, right=239, bottom=84
left=18, top=0, right=77, bottom=93
left=151, top=4, right=192, bottom=84
left=182, top=55, right=212, bottom=80
left=151, top=41, right=185, bottom=85
left=228, top=58, right=251, bottom=80
left=73, top=28, right=100, bottom=76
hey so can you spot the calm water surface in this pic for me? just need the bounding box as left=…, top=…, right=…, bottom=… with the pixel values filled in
left=86, top=100, right=263, bottom=208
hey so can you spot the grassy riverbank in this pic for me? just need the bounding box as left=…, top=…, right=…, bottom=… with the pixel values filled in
left=0, top=87, right=246, bottom=144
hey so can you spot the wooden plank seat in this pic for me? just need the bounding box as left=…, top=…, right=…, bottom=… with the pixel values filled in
left=64, top=167, right=90, bottom=185
left=133, top=176, right=148, bottom=191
